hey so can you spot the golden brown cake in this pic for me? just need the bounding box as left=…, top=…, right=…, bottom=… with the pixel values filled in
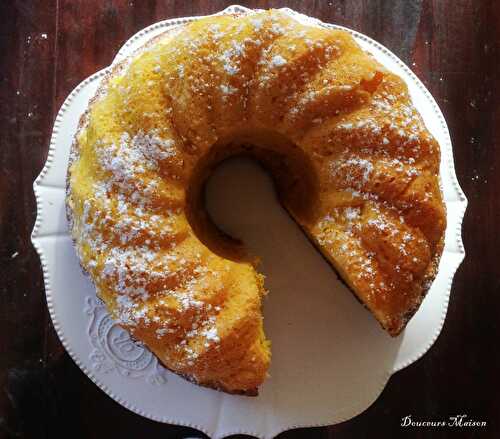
left=66, top=9, right=446, bottom=395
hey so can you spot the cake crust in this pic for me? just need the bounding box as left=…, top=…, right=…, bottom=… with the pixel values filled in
left=66, top=9, right=446, bottom=395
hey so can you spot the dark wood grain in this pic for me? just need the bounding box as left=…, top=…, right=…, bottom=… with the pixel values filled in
left=1, top=1, right=499, bottom=438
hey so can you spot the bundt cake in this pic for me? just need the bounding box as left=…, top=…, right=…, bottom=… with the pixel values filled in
left=66, top=9, right=446, bottom=395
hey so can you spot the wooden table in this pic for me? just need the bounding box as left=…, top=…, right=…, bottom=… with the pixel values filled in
left=1, top=1, right=498, bottom=438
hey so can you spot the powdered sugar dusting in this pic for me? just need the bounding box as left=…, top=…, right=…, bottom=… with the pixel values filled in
left=270, top=54, right=287, bottom=67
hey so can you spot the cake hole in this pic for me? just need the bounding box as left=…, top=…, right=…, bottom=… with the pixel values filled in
left=185, top=130, right=319, bottom=262
left=205, top=157, right=278, bottom=260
